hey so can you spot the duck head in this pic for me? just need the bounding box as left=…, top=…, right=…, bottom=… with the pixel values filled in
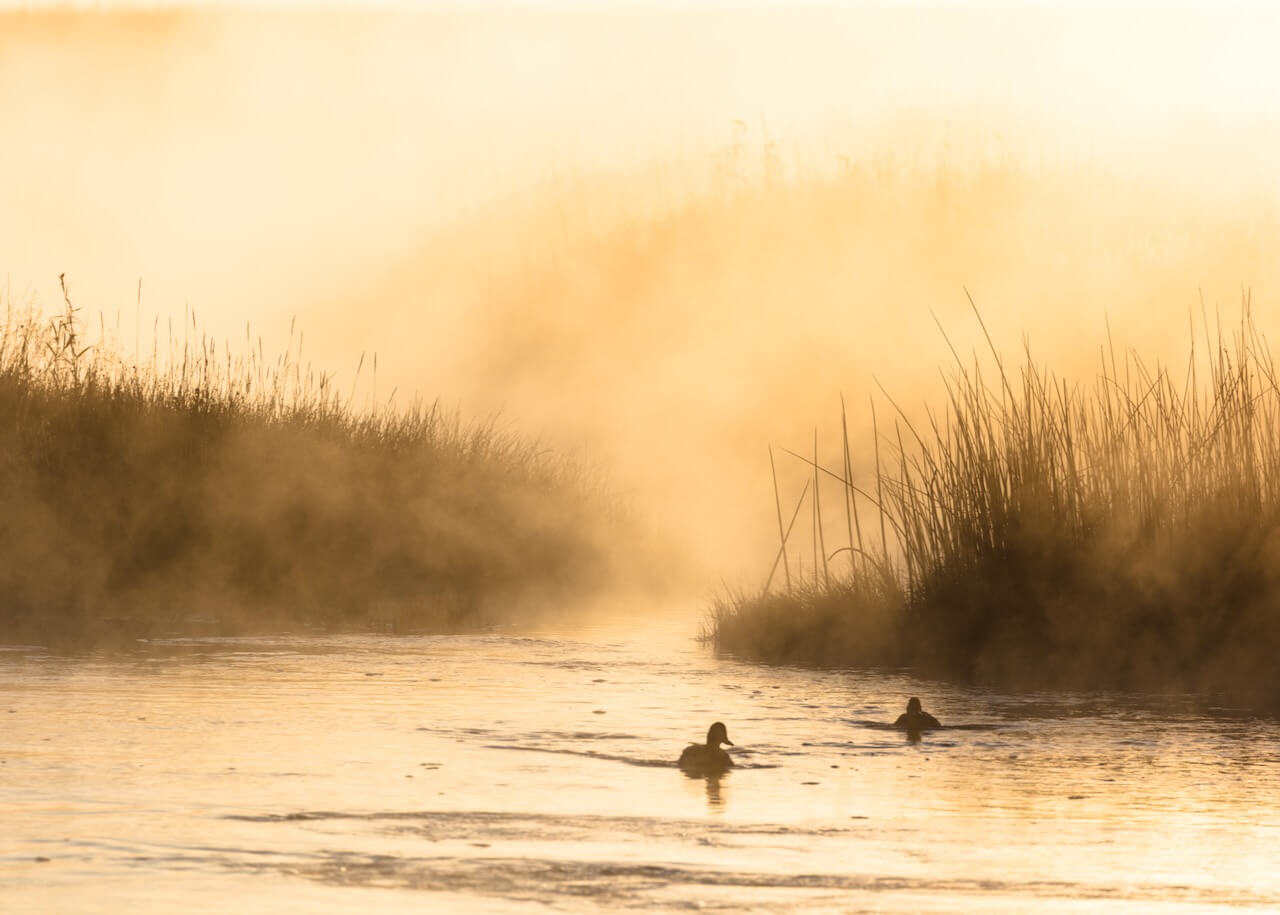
left=906, top=697, right=922, bottom=714
left=707, top=721, right=734, bottom=747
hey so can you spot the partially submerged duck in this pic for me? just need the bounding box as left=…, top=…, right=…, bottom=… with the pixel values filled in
left=894, top=697, right=942, bottom=731
left=678, top=721, right=734, bottom=773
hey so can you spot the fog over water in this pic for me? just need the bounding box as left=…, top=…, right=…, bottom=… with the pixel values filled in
left=4, top=4, right=1280, bottom=577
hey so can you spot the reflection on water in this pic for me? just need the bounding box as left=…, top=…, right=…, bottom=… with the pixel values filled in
left=3, top=612, right=1280, bottom=912
left=681, top=769, right=728, bottom=810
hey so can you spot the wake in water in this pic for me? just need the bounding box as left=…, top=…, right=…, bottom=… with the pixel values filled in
left=483, top=744, right=676, bottom=768
left=481, top=742, right=784, bottom=771
left=849, top=719, right=1004, bottom=732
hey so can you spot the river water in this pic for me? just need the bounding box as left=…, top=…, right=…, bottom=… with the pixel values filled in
left=3, top=607, right=1280, bottom=912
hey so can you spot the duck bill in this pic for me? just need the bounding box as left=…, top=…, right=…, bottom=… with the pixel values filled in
left=723, top=738, right=734, bottom=746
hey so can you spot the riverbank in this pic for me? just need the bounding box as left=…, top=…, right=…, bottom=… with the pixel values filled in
left=710, top=305, right=1280, bottom=703
left=0, top=282, right=626, bottom=645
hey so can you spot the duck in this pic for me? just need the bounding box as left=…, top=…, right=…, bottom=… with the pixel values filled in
left=678, top=721, right=734, bottom=773
left=893, top=697, right=942, bottom=731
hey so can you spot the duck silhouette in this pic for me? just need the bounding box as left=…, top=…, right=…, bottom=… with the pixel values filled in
left=893, top=697, right=942, bottom=731
left=678, top=721, right=734, bottom=774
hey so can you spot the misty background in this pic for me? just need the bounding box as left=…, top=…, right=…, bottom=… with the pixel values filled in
left=4, top=5, right=1280, bottom=584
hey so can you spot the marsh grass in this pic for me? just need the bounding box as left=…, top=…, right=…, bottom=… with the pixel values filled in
left=0, top=279, right=620, bottom=644
left=713, top=298, right=1280, bottom=699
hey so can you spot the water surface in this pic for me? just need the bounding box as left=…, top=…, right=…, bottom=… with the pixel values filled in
left=3, top=610, right=1279, bottom=912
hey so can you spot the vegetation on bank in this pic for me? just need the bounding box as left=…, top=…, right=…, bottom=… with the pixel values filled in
left=711, top=302, right=1280, bottom=701
left=0, top=280, right=623, bottom=645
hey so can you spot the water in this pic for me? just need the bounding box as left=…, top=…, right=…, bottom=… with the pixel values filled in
left=4, top=608, right=1280, bottom=912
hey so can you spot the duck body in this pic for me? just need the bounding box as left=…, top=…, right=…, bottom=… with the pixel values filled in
left=893, top=697, right=942, bottom=730
left=679, top=743, right=733, bottom=771
left=893, top=711, right=942, bottom=730
left=678, top=721, right=734, bottom=774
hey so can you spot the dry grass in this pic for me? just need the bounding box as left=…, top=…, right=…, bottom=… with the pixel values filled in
left=0, top=278, right=621, bottom=645
left=711, top=299, right=1280, bottom=701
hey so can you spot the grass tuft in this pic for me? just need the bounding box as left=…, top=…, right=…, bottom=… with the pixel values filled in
left=711, top=299, right=1280, bottom=701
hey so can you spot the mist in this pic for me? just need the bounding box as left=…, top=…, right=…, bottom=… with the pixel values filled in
left=13, top=9, right=1280, bottom=908
left=5, top=4, right=1280, bottom=584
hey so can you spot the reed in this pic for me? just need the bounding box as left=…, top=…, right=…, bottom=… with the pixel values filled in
left=0, top=281, right=621, bottom=644
left=711, top=299, right=1280, bottom=700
